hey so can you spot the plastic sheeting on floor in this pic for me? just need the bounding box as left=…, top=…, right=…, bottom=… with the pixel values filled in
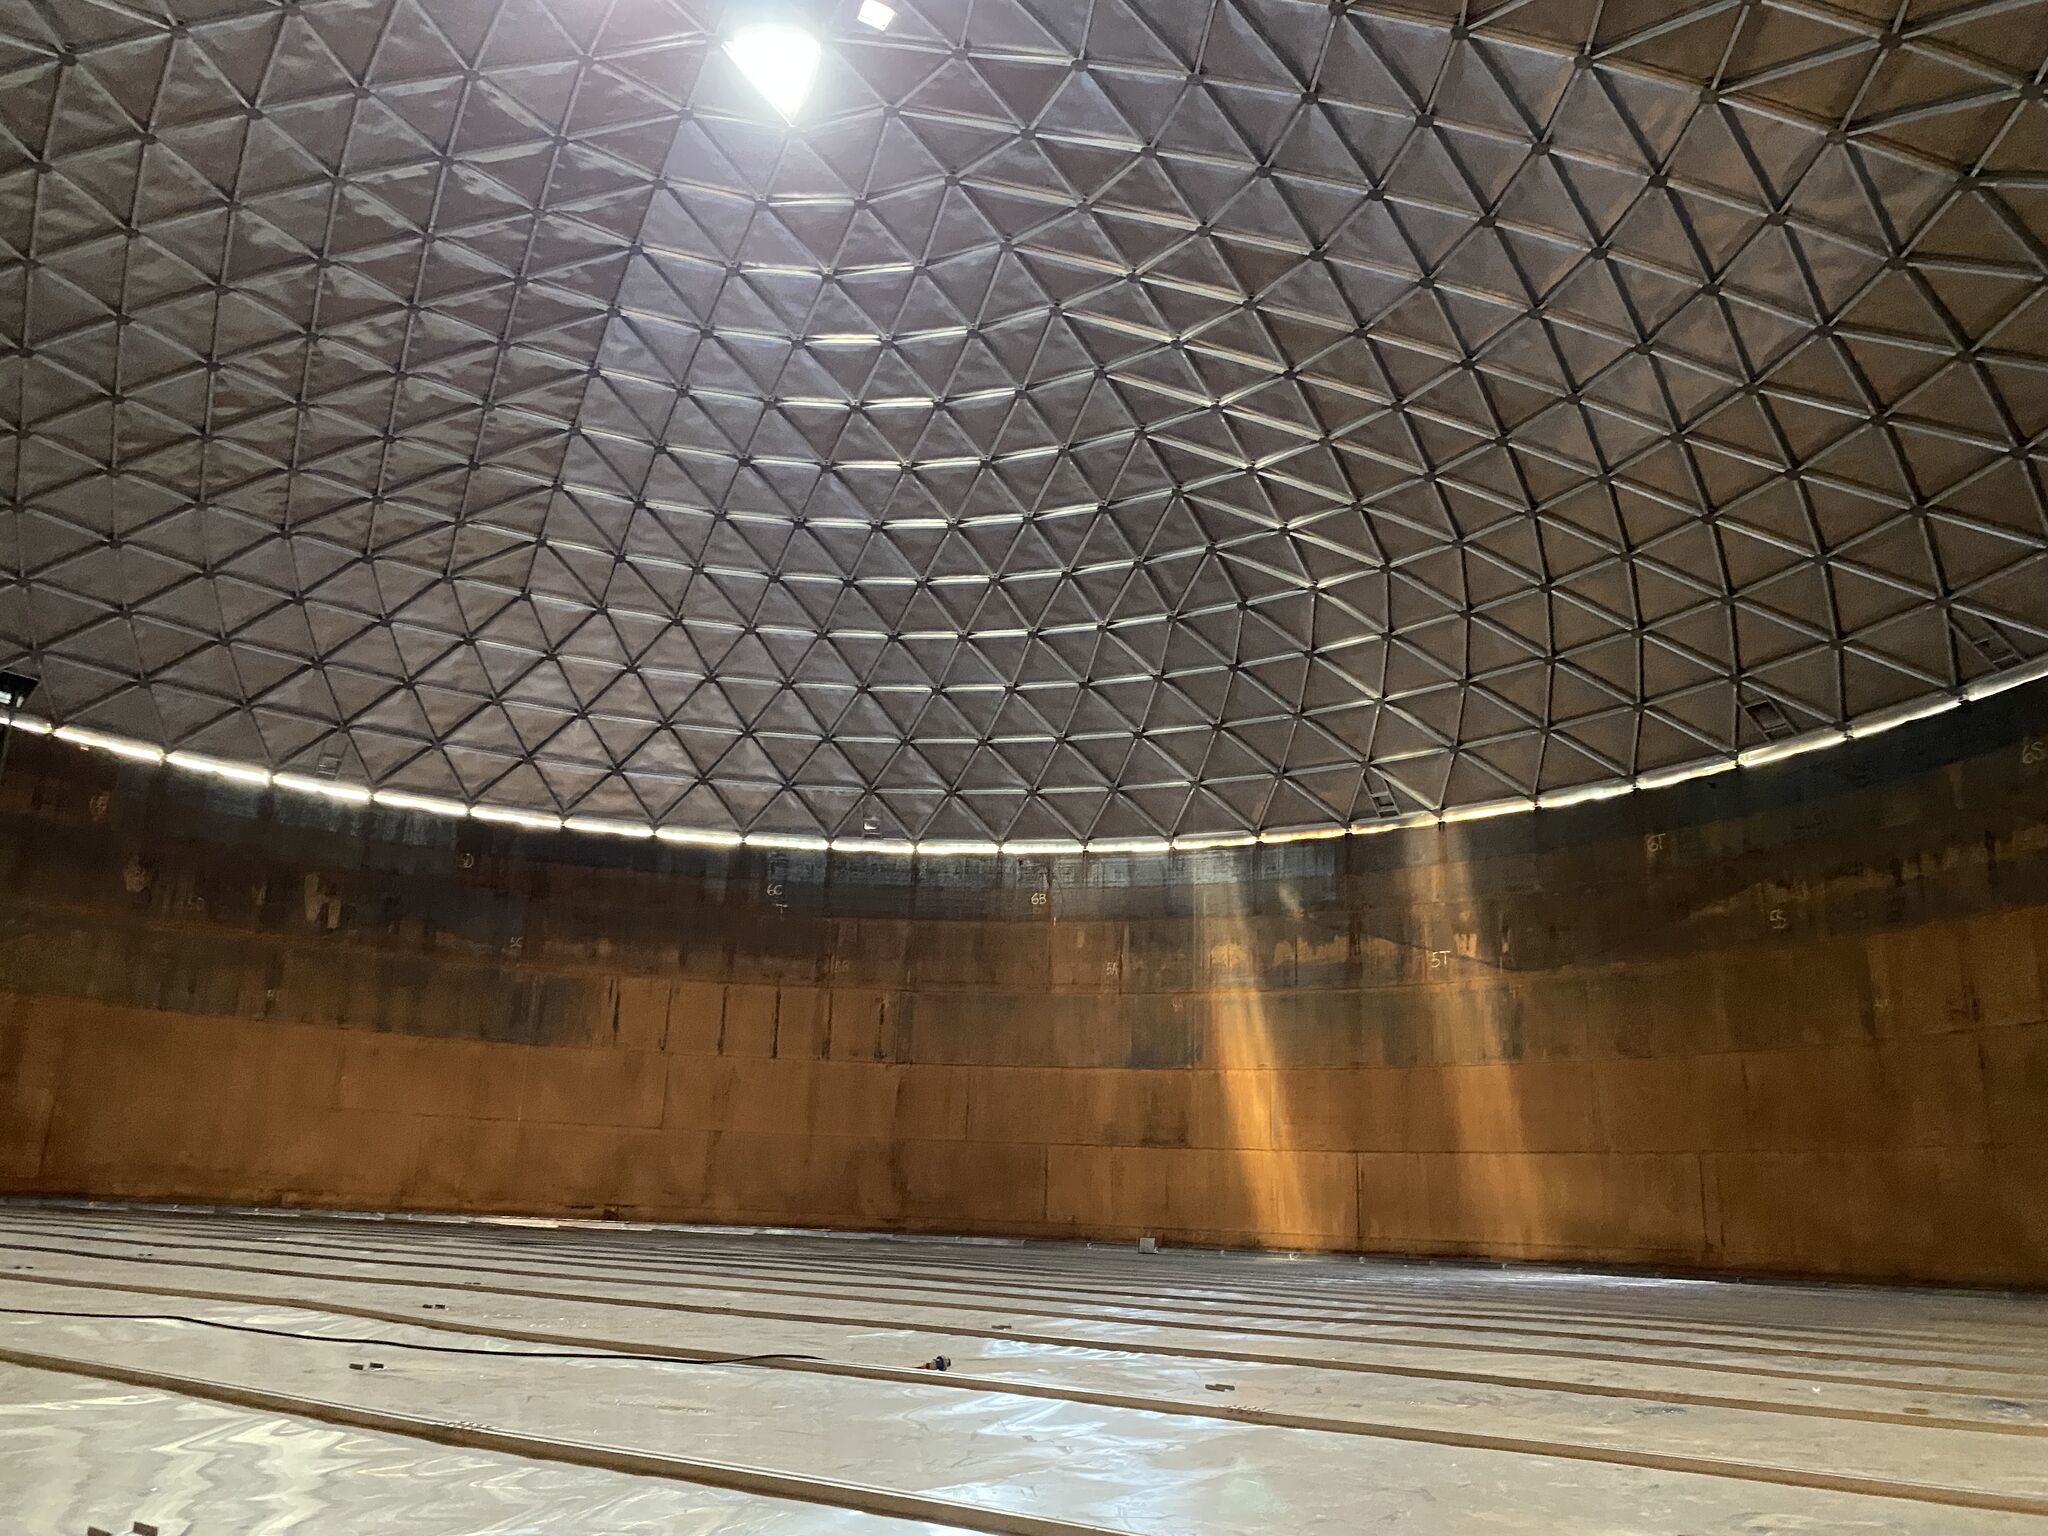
left=3, top=1204, right=2046, bottom=1535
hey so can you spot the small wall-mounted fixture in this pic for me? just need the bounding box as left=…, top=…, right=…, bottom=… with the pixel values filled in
left=0, top=668, right=38, bottom=785
left=0, top=669, right=36, bottom=713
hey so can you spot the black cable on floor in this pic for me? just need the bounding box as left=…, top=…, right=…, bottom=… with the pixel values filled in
left=0, top=1305, right=821, bottom=1367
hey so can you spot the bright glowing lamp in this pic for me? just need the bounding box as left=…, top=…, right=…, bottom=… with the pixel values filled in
left=724, top=21, right=822, bottom=121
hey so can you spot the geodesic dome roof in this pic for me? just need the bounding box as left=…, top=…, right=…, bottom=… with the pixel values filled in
left=3, top=0, right=2046, bottom=843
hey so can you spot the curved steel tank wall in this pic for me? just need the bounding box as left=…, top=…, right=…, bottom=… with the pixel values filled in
left=2, top=686, right=2045, bottom=1285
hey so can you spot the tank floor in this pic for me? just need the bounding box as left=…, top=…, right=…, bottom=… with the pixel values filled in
left=3, top=1202, right=2045, bottom=1534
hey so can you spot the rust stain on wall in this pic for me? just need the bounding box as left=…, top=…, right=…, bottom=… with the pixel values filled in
left=0, top=710, right=2045, bottom=1286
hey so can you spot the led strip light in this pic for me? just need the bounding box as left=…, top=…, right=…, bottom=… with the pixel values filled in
left=3, top=658, right=2043, bottom=860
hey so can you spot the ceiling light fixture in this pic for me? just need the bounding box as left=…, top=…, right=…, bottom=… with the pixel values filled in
left=724, top=3, right=823, bottom=122
left=857, top=0, right=895, bottom=28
